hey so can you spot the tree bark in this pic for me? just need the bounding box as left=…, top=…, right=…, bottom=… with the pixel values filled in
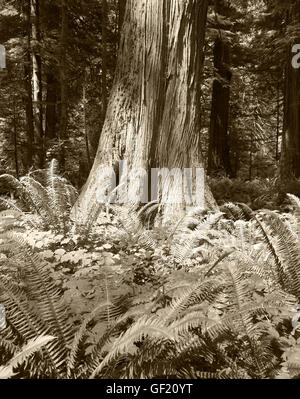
left=208, top=0, right=232, bottom=177
left=207, top=36, right=232, bottom=177
left=118, top=0, right=126, bottom=44
left=12, top=95, right=19, bottom=179
left=45, top=72, right=58, bottom=140
left=75, top=0, right=216, bottom=219
left=83, top=77, right=91, bottom=169
left=280, top=0, right=300, bottom=195
left=102, top=0, right=108, bottom=115
left=23, top=0, right=34, bottom=169
left=31, top=0, right=44, bottom=168
left=58, top=0, right=68, bottom=171
left=281, top=53, right=300, bottom=179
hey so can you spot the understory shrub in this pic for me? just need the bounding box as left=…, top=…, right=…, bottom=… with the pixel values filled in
left=209, top=177, right=279, bottom=210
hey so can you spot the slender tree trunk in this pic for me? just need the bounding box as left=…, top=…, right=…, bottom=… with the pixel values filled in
left=276, top=81, right=281, bottom=161
left=249, top=130, right=253, bottom=181
left=75, top=0, right=216, bottom=219
left=58, top=0, right=68, bottom=171
left=12, top=95, right=19, bottom=179
left=208, top=36, right=232, bottom=176
left=23, top=0, right=34, bottom=169
left=233, top=151, right=239, bottom=178
left=31, top=0, right=44, bottom=168
left=45, top=72, right=58, bottom=140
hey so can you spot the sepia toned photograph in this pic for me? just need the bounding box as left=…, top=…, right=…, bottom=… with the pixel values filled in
left=0, top=0, right=300, bottom=382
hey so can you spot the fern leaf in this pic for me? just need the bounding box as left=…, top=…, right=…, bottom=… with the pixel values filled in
left=0, top=335, right=55, bottom=379
left=89, top=315, right=174, bottom=378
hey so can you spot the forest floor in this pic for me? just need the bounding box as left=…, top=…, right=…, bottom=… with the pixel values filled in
left=0, top=166, right=300, bottom=379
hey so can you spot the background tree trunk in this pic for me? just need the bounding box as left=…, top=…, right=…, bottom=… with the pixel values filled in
left=23, top=0, right=34, bottom=169
left=75, top=0, right=216, bottom=220
left=31, top=0, right=44, bottom=167
left=58, top=0, right=68, bottom=171
left=207, top=37, right=232, bottom=177
left=12, top=94, right=19, bottom=179
left=45, top=72, right=58, bottom=140
left=207, top=0, right=232, bottom=177
left=280, top=0, right=300, bottom=196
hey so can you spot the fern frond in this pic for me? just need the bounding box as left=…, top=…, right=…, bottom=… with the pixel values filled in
left=255, top=214, right=286, bottom=287
left=257, top=211, right=300, bottom=298
left=89, top=315, right=174, bottom=378
left=1, top=161, right=78, bottom=234
left=0, top=198, right=36, bottom=228
left=164, top=278, right=222, bottom=323
left=0, top=233, right=74, bottom=376
left=287, top=193, right=300, bottom=241
left=220, top=203, right=245, bottom=221
left=20, top=176, right=55, bottom=225
left=66, top=301, right=113, bottom=377
left=0, top=335, right=55, bottom=379
left=0, top=336, right=19, bottom=356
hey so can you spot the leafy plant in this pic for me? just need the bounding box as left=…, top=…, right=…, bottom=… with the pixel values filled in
left=0, top=160, right=78, bottom=234
left=0, top=335, right=56, bottom=379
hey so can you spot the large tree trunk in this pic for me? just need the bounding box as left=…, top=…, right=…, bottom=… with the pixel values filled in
left=75, top=0, right=216, bottom=220
left=280, top=0, right=300, bottom=196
